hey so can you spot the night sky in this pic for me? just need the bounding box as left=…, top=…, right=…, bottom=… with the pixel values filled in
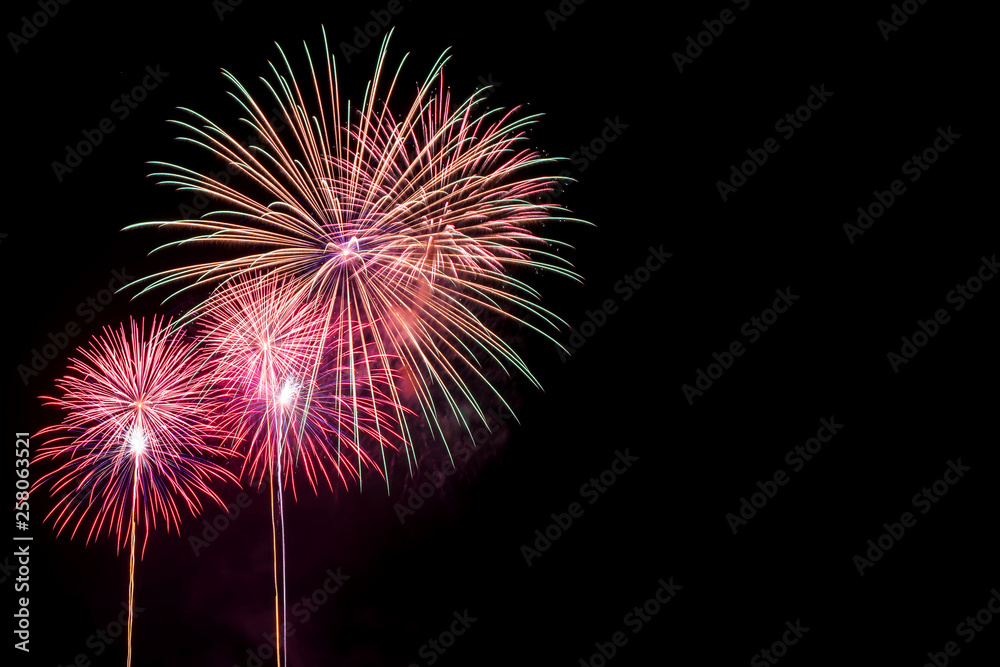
left=5, top=1, right=997, bottom=666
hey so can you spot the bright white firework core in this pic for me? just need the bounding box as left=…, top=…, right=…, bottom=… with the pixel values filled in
left=278, top=379, right=298, bottom=406
left=341, top=236, right=359, bottom=257
left=128, top=426, right=146, bottom=455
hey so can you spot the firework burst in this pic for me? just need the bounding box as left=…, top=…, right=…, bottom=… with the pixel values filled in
left=198, top=274, right=405, bottom=493
left=126, top=27, right=587, bottom=475
left=197, top=275, right=406, bottom=667
left=34, top=316, right=237, bottom=667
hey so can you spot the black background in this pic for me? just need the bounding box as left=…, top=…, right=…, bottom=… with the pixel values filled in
left=4, top=0, right=996, bottom=665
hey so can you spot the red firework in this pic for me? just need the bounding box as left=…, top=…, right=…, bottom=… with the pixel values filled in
left=127, top=29, right=587, bottom=478
left=197, top=275, right=407, bottom=667
left=33, top=316, right=238, bottom=667
left=34, top=316, right=237, bottom=552
left=197, top=274, right=406, bottom=496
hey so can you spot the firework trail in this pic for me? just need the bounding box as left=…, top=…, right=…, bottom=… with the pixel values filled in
left=126, top=27, right=587, bottom=482
left=198, top=275, right=405, bottom=666
left=34, top=317, right=238, bottom=667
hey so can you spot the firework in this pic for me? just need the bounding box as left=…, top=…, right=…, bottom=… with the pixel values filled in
left=126, top=28, right=586, bottom=476
left=198, top=275, right=405, bottom=667
left=198, top=274, right=406, bottom=491
left=34, top=317, right=237, bottom=667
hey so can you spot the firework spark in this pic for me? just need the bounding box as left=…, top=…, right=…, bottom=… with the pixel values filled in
left=197, top=275, right=405, bottom=667
left=34, top=317, right=237, bottom=667
left=126, top=28, right=587, bottom=477
left=197, top=275, right=404, bottom=495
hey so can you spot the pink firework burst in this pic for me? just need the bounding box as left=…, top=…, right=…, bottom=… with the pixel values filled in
left=35, top=316, right=237, bottom=552
left=127, top=28, right=587, bottom=473
left=197, top=274, right=405, bottom=496
left=197, top=274, right=407, bottom=667
left=33, top=316, right=238, bottom=667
